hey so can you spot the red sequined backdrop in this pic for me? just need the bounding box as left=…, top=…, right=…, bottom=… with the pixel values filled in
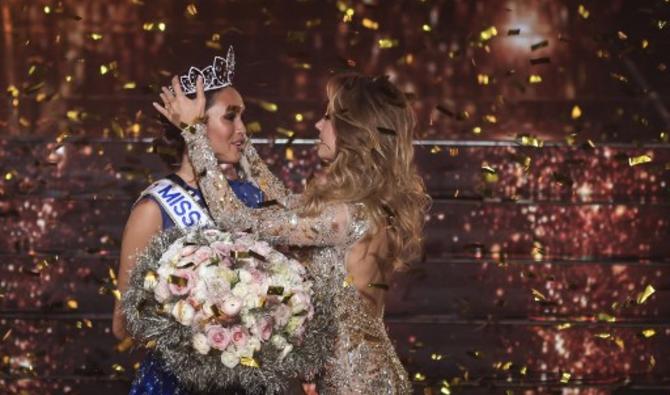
left=1, top=0, right=669, bottom=394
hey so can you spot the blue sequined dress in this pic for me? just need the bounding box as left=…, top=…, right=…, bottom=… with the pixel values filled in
left=128, top=174, right=263, bottom=395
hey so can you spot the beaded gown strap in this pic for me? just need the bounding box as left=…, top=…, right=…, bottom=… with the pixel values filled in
left=181, top=123, right=366, bottom=247
left=239, top=142, right=290, bottom=202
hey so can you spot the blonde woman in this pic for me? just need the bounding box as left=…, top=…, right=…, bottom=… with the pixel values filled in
left=155, top=72, right=430, bottom=394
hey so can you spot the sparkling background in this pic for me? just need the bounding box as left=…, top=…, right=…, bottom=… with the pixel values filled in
left=1, top=0, right=669, bottom=394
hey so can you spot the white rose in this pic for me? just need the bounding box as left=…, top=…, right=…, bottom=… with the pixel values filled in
left=271, top=334, right=288, bottom=349
left=171, top=300, right=195, bottom=326
left=247, top=337, right=261, bottom=352
left=280, top=344, right=294, bottom=359
left=238, top=269, right=253, bottom=284
left=220, top=351, right=239, bottom=368
left=192, top=333, right=211, bottom=355
left=232, top=283, right=250, bottom=298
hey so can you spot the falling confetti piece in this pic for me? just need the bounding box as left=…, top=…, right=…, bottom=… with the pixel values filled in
left=422, top=24, right=432, bottom=32
left=2, top=329, right=11, bottom=342
left=186, top=4, right=198, bottom=16
left=100, top=65, right=109, bottom=75
left=578, top=4, right=589, bottom=19
left=477, top=73, right=490, bottom=85
left=530, top=40, right=548, bottom=50
left=483, top=114, right=497, bottom=124
left=531, top=288, right=546, bottom=302
left=116, top=337, right=134, bottom=352
left=571, top=105, right=582, bottom=119
left=472, top=126, right=482, bottom=134
left=430, top=145, right=442, bottom=154
left=641, top=329, right=656, bottom=338
left=617, top=31, right=628, bottom=40
left=246, top=121, right=262, bottom=133
left=362, top=18, right=379, bottom=30
left=258, top=100, right=278, bottom=112
left=529, top=74, right=542, bottom=83
left=479, top=26, right=498, bottom=41
left=636, top=284, right=655, bottom=304
left=44, top=5, right=51, bottom=14
left=431, top=353, right=443, bottom=360
left=413, top=372, right=426, bottom=381
left=378, top=38, right=398, bottom=48
left=123, top=82, right=137, bottom=89
left=628, top=154, right=652, bottom=166
left=560, top=372, right=571, bottom=383
left=112, top=364, right=125, bottom=373
left=517, top=134, right=544, bottom=147
left=557, top=322, right=572, bottom=330
left=90, top=33, right=103, bottom=40
left=66, top=299, right=79, bottom=309
left=285, top=147, right=294, bottom=160
left=594, top=332, right=611, bottom=339
left=597, top=312, right=616, bottom=322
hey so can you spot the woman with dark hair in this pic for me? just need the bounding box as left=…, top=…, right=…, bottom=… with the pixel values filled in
left=113, top=49, right=268, bottom=394
left=157, top=71, right=430, bottom=394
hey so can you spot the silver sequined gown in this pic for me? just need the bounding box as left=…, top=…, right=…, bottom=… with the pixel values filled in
left=181, top=124, right=412, bottom=394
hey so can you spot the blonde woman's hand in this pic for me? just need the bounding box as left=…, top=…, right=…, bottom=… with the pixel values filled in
left=153, top=75, right=206, bottom=127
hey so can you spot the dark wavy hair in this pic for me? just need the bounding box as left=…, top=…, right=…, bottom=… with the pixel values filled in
left=153, top=88, right=228, bottom=167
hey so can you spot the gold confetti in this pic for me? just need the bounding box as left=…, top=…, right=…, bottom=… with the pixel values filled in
left=642, top=39, right=649, bottom=49
left=531, top=241, right=544, bottom=260
left=578, top=4, right=589, bottom=19
left=430, top=145, right=442, bottom=154
left=484, top=115, right=497, bottom=124
left=342, top=8, right=354, bottom=22
left=614, top=337, right=625, bottom=350
left=100, top=65, right=109, bottom=75
left=2, top=329, right=11, bottom=342
left=531, top=288, right=546, bottom=302
left=520, top=366, right=528, bottom=375
left=472, top=126, right=482, bottom=135
left=518, top=134, right=544, bottom=147
left=43, top=5, right=51, bottom=14
left=343, top=274, right=354, bottom=287
left=413, top=372, right=426, bottom=381
left=597, top=312, right=616, bottom=322
left=571, top=105, right=582, bottom=119
left=259, top=100, right=278, bottom=112
left=557, top=322, right=572, bottom=330
left=276, top=127, right=294, bottom=137
left=66, top=110, right=81, bottom=121
left=481, top=166, right=498, bottom=183
left=479, top=26, right=498, bottom=41
left=285, top=147, right=294, bottom=160
left=422, top=24, right=432, bottom=32
left=116, top=336, right=134, bottom=352
left=642, top=329, right=656, bottom=338
left=240, top=357, right=260, bottom=368
left=378, top=38, right=398, bottom=49
left=142, top=22, right=154, bottom=31
left=560, top=372, right=571, bottom=383
left=628, top=154, right=652, bottom=166
left=123, top=82, right=137, bottom=89
left=636, top=284, right=655, bottom=304
left=112, top=289, right=121, bottom=301
left=362, top=18, right=379, bottom=30
left=186, top=4, right=198, bottom=16
left=246, top=121, right=262, bottom=134
left=658, top=20, right=667, bottom=30
left=112, top=364, right=125, bottom=373
left=529, top=74, right=542, bottom=83
left=294, top=113, right=304, bottom=122
left=431, top=353, right=443, bottom=360
left=477, top=73, right=490, bottom=85
left=90, top=33, right=103, bottom=40
left=617, top=31, right=628, bottom=40
left=158, top=22, right=166, bottom=31
left=594, top=332, right=611, bottom=339
left=66, top=299, right=79, bottom=309
left=440, top=381, right=451, bottom=394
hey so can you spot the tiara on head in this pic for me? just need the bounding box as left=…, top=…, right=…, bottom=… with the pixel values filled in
left=170, top=45, right=235, bottom=95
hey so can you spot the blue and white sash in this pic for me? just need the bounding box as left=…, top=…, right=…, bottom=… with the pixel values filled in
left=138, top=178, right=214, bottom=231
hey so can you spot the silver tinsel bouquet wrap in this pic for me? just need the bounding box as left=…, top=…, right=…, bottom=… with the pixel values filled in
left=122, top=227, right=336, bottom=394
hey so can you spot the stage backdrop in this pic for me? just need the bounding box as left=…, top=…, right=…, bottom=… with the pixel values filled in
left=1, top=0, right=669, bottom=394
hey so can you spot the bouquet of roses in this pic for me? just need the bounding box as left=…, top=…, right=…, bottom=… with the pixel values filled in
left=123, top=228, right=333, bottom=394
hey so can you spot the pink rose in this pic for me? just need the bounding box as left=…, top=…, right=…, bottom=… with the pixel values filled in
left=232, top=237, right=254, bottom=252
left=154, top=278, right=171, bottom=303
left=193, top=246, right=214, bottom=265
left=211, top=241, right=231, bottom=257
left=255, top=317, right=274, bottom=342
left=230, top=325, right=248, bottom=347
left=180, top=245, right=198, bottom=257
left=273, top=304, right=292, bottom=327
left=220, top=296, right=243, bottom=316
left=206, top=325, right=232, bottom=351
left=250, top=241, right=273, bottom=257
left=168, top=269, right=196, bottom=296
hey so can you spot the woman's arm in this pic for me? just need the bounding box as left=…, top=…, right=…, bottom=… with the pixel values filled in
left=112, top=199, right=162, bottom=340
left=239, top=142, right=290, bottom=201
left=181, top=123, right=365, bottom=247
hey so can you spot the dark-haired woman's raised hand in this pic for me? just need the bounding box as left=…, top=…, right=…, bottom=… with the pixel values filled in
left=153, top=75, right=206, bottom=127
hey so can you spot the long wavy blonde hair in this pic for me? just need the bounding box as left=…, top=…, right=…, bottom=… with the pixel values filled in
left=302, top=72, right=431, bottom=271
